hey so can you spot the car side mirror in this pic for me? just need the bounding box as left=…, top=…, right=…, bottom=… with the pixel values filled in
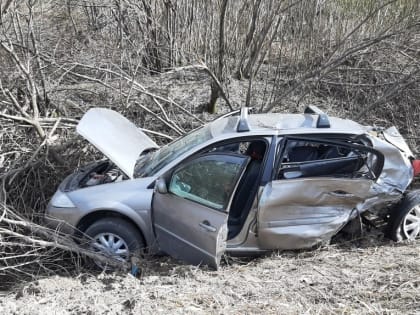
left=156, top=178, right=167, bottom=194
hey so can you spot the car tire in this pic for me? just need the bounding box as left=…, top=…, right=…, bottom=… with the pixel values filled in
left=84, top=217, right=145, bottom=270
left=386, top=190, right=420, bottom=241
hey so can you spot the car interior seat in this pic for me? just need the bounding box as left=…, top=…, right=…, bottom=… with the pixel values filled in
left=288, top=146, right=319, bottom=162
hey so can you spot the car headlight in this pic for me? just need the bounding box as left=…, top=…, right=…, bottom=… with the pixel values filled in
left=50, top=191, right=76, bottom=208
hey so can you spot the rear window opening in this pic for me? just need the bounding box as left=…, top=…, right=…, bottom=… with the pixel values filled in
left=278, top=139, right=382, bottom=180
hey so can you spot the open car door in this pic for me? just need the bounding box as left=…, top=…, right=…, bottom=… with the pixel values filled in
left=152, top=154, right=249, bottom=269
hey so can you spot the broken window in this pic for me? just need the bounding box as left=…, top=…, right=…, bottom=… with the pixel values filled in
left=277, top=138, right=382, bottom=180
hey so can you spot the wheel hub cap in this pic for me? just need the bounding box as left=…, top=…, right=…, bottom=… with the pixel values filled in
left=403, top=205, right=420, bottom=239
left=91, top=232, right=129, bottom=261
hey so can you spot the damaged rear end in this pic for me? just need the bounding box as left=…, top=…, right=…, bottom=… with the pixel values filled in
left=368, top=126, right=420, bottom=241
left=257, top=125, right=418, bottom=250
left=365, top=126, right=415, bottom=201
left=340, top=126, right=416, bottom=232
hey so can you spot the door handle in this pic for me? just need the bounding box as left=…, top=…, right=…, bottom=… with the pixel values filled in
left=199, top=220, right=216, bottom=232
left=329, top=190, right=354, bottom=197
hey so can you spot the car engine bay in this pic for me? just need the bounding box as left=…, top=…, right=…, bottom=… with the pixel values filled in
left=79, top=161, right=126, bottom=187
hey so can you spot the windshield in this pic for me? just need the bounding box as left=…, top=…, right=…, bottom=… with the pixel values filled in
left=134, top=125, right=213, bottom=177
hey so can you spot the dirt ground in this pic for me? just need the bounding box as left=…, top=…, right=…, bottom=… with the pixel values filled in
left=1, top=236, right=419, bottom=315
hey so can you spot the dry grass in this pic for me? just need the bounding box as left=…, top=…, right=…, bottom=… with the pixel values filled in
left=0, top=236, right=418, bottom=314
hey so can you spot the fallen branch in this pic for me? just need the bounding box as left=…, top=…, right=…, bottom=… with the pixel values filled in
left=0, top=204, right=130, bottom=282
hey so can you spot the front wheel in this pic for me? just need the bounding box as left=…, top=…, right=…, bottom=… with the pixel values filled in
left=84, top=217, right=145, bottom=270
left=387, top=191, right=420, bottom=241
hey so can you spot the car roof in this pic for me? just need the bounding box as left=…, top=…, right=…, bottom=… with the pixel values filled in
left=209, top=112, right=367, bottom=138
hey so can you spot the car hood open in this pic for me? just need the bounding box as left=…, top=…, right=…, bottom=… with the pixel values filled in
left=77, top=108, right=159, bottom=179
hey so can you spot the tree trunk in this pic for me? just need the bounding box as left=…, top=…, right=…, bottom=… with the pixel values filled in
left=207, top=0, right=228, bottom=114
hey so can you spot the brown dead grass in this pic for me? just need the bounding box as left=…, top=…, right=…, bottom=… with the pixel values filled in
left=1, top=236, right=419, bottom=314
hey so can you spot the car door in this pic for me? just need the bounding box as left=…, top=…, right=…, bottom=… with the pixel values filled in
left=152, top=153, right=249, bottom=269
left=257, top=137, right=384, bottom=250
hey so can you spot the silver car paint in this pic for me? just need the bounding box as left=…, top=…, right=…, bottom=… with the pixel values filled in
left=49, top=176, right=158, bottom=248
left=153, top=190, right=229, bottom=268
left=248, top=113, right=367, bottom=136
left=383, top=126, right=414, bottom=157
left=257, top=178, right=375, bottom=249
left=46, top=109, right=415, bottom=266
left=254, top=128, right=414, bottom=250
left=368, top=132, right=414, bottom=193
left=152, top=153, right=249, bottom=268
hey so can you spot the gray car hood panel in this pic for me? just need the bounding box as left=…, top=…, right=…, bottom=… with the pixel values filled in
left=77, top=108, right=159, bottom=179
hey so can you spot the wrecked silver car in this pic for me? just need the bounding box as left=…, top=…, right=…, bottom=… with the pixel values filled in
left=46, top=106, right=420, bottom=268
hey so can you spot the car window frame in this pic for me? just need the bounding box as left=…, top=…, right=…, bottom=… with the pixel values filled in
left=273, top=135, right=384, bottom=181
left=166, top=152, right=250, bottom=213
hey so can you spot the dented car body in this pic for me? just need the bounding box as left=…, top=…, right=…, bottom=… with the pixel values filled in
left=46, top=107, right=420, bottom=268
